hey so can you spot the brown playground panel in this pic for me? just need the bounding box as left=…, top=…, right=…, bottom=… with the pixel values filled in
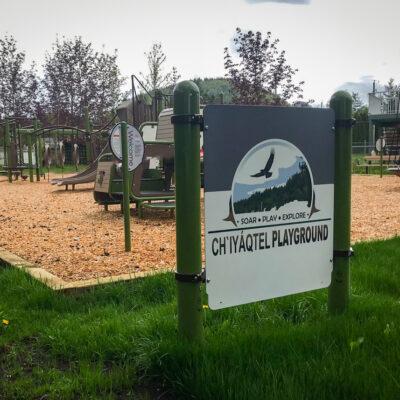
left=0, top=174, right=399, bottom=285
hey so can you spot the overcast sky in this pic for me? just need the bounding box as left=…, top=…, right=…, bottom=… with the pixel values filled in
left=1, top=0, right=399, bottom=104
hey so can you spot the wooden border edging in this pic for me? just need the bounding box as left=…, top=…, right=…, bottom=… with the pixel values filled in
left=0, top=247, right=171, bottom=292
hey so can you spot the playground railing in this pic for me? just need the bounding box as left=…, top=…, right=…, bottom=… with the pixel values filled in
left=352, top=142, right=375, bottom=155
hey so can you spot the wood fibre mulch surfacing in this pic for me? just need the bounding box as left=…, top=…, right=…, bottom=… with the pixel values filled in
left=0, top=175, right=176, bottom=281
left=0, top=174, right=399, bottom=281
left=351, top=175, right=400, bottom=243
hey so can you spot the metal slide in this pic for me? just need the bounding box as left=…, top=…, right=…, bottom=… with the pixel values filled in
left=50, top=144, right=111, bottom=187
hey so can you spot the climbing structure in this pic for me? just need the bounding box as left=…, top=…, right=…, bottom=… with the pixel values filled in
left=368, top=87, right=400, bottom=176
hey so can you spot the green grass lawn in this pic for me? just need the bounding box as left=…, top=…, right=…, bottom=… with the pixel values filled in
left=1, top=237, right=400, bottom=399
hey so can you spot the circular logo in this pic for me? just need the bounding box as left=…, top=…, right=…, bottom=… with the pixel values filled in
left=226, top=139, right=317, bottom=227
left=109, top=123, right=144, bottom=172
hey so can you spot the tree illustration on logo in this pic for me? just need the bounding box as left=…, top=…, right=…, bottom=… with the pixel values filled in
left=225, top=139, right=319, bottom=226
left=233, top=165, right=312, bottom=214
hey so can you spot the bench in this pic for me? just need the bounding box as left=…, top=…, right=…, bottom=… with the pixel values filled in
left=141, top=200, right=175, bottom=217
left=0, top=170, right=19, bottom=179
left=364, top=155, right=392, bottom=163
left=354, top=155, right=396, bottom=174
left=0, top=166, right=25, bottom=180
left=354, top=161, right=377, bottom=174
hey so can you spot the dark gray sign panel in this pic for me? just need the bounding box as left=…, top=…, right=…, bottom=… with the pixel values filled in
left=203, top=105, right=335, bottom=310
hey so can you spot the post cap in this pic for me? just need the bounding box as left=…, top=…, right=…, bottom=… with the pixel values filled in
left=173, top=80, right=200, bottom=96
left=329, top=91, right=353, bottom=119
left=330, top=90, right=352, bottom=103
left=173, top=81, right=200, bottom=114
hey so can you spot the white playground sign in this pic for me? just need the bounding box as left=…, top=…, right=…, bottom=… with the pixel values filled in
left=109, top=123, right=144, bottom=171
left=203, top=105, right=335, bottom=310
left=376, top=138, right=386, bottom=152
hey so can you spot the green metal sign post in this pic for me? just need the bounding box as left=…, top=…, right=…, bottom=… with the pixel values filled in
left=172, top=81, right=203, bottom=341
left=380, top=133, right=383, bottom=178
left=120, top=121, right=132, bottom=252
left=5, top=119, right=12, bottom=183
left=38, top=122, right=44, bottom=180
left=170, top=83, right=353, bottom=335
left=27, top=128, right=34, bottom=182
left=328, top=91, right=353, bottom=314
left=85, top=107, right=92, bottom=164
left=34, top=120, right=40, bottom=182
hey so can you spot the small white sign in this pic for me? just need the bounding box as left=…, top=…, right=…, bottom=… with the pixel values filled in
left=109, top=123, right=144, bottom=171
left=376, top=138, right=386, bottom=152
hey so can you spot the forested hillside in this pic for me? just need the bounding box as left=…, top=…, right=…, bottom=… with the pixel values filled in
left=192, top=77, right=232, bottom=104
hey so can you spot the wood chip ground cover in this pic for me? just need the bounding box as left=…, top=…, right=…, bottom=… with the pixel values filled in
left=0, top=174, right=399, bottom=281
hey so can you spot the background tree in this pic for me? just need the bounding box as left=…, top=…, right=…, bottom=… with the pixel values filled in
left=224, top=28, right=304, bottom=105
left=0, top=35, right=39, bottom=118
left=90, top=49, right=125, bottom=122
left=351, top=91, right=368, bottom=121
left=42, top=36, right=124, bottom=125
left=140, top=43, right=180, bottom=94
left=384, top=78, right=399, bottom=96
left=351, top=92, right=364, bottom=111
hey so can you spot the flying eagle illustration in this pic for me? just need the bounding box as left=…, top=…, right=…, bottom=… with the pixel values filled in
left=250, top=148, right=275, bottom=179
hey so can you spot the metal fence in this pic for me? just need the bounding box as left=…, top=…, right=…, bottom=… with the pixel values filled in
left=352, top=141, right=375, bottom=155
left=353, top=121, right=369, bottom=142
left=0, top=149, right=37, bottom=166
left=369, top=92, right=400, bottom=115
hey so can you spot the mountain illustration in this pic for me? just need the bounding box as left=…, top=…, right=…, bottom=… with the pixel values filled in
left=233, top=159, right=313, bottom=214
left=234, top=156, right=306, bottom=203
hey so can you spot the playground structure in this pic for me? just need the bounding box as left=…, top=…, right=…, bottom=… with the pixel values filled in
left=92, top=105, right=206, bottom=216
left=368, top=88, right=400, bottom=176
left=50, top=142, right=111, bottom=190
left=0, top=73, right=206, bottom=197
left=0, top=111, right=114, bottom=184
left=129, top=74, right=173, bottom=128
left=93, top=141, right=175, bottom=217
left=52, top=107, right=178, bottom=189
left=0, top=77, right=173, bottom=186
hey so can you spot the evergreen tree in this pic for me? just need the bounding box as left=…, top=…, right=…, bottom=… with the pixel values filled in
left=234, top=167, right=312, bottom=214
left=351, top=92, right=364, bottom=112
